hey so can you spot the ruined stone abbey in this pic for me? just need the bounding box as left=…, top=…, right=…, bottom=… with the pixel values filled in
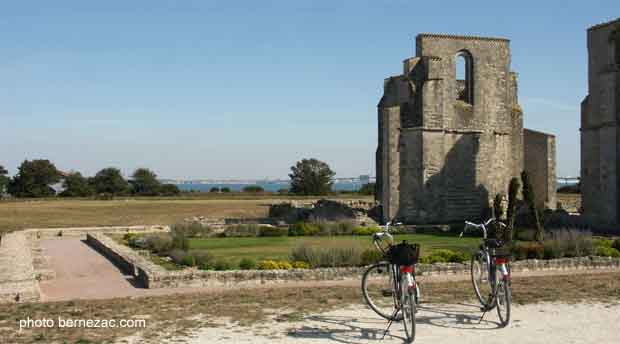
left=581, top=19, right=620, bottom=225
left=376, top=33, right=556, bottom=224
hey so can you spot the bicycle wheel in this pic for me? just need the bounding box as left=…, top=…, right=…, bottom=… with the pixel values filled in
left=496, top=277, right=511, bottom=327
left=402, top=288, right=416, bottom=343
left=471, top=251, right=492, bottom=307
left=362, top=263, right=402, bottom=320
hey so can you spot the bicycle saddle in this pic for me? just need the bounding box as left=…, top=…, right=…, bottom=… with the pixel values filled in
left=484, top=238, right=504, bottom=249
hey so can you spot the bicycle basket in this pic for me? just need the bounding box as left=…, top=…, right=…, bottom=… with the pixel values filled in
left=387, top=242, right=420, bottom=266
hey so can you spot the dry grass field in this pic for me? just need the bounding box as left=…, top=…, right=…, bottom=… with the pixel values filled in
left=0, top=195, right=374, bottom=234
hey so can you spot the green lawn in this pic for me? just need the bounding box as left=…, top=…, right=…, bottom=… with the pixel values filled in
left=187, top=233, right=481, bottom=263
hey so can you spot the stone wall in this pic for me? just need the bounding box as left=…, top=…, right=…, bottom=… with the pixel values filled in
left=85, top=233, right=167, bottom=287
left=0, top=232, right=40, bottom=303
left=524, top=128, right=557, bottom=209
left=86, top=232, right=620, bottom=290
left=581, top=19, right=620, bottom=224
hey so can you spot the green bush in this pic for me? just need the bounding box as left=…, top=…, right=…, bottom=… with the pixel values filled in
left=290, top=243, right=364, bottom=268
left=243, top=185, right=264, bottom=193
left=258, top=226, right=288, bottom=237
left=171, top=222, right=213, bottom=238
left=168, top=249, right=186, bottom=265
left=361, top=249, right=383, bottom=265
left=127, top=235, right=147, bottom=249
left=257, top=260, right=295, bottom=270
left=144, top=234, right=174, bottom=253
left=613, top=239, right=620, bottom=252
left=419, top=249, right=470, bottom=264
left=213, top=259, right=233, bottom=271
left=123, top=233, right=138, bottom=242
left=595, top=246, right=620, bottom=258
left=288, top=222, right=320, bottom=236
left=352, top=226, right=381, bottom=236
left=291, top=261, right=310, bottom=269
left=171, top=230, right=189, bottom=251
left=181, top=254, right=197, bottom=267
left=238, top=258, right=257, bottom=270
left=193, top=250, right=215, bottom=269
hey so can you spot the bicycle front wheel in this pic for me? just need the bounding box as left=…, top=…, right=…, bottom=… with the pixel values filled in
left=471, top=252, right=492, bottom=307
left=496, top=277, right=511, bottom=327
left=402, top=288, right=416, bottom=343
left=362, top=263, right=402, bottom=320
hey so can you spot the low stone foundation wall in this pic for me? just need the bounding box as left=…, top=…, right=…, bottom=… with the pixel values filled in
left=28, top=225, right=169, bottom=239
left=85, top=233, right=167, bottom=287
left=0, top=232, right=40, bottom=303
left=87, top=233, right=620, bottom=290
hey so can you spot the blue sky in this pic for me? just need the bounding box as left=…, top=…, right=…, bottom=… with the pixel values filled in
left=1, top=1, right=617, bottom=179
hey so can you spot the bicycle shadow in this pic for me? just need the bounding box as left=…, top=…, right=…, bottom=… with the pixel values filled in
left=287, top=314, right=407, bottom=344
left=286, top=303, right=504, bottom=343
left=415, top=303, right=503, bottom=330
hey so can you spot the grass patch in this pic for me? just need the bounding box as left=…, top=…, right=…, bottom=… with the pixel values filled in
left=185, top=233, right=481, bottom=264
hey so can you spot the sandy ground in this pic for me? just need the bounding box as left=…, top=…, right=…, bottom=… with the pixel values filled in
left=147, top=302, right=620, bottom=344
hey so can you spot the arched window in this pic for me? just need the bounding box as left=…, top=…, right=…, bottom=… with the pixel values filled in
left=455, top=50, right=474, bottom=104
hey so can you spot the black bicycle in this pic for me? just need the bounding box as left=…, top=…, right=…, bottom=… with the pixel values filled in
left=461, top=219, right=512, bottom=327
left=361, top=222, right=420, bottom=342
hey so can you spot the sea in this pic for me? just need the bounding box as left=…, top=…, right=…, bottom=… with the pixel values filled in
left=176, top=181, right=364, bottom=193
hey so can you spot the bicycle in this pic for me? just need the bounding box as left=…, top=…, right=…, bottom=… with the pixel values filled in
left=361, top=222, right=420, bottom=342
left=461, top=218, right=512, bottom=327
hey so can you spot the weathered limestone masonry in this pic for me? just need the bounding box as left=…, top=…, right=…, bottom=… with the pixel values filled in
left=524, top=129, right=557, bottom=209
left=377, top=33, right=556, bottom=223
left=581, top=18, right=620, bottom=224
left=0, top=232, right=40, bottom=303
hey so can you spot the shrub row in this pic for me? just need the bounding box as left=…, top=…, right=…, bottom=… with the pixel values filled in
left=219, top=224, right=289, bottom=237
left=418, top=249, right=470, bottom=264
left=288, top=222, right=380, bottom=237
left=510, top=229, right=594, bottom=260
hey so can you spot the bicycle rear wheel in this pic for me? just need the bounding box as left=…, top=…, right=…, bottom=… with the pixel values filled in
left=471, top=251, right=492, bottom=307
left=496, top=278, right=511, bottom=327
left=362, top=263, right=402, bottom=320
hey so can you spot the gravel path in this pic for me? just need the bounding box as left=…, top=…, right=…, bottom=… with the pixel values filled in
left=161, top=302, right=620, bottom=344
left=39, top=238, right=142, bottom=301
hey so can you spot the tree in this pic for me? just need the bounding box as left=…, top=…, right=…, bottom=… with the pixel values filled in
left=210, top=187, right=220, bottom=193
left=243, top=185, right=264, bottom=193
left=7, top=159, right=60, bottom=197
left=130, top=168, right=161, bottom=196
left=289, top=158, right=335, bottom=196
left=60, top=172, right=94, bottom=197
left=359, top=182, right=375, bottom=196
left=521, top=171, right=543, bottom=242
left=0, top=165, right=9, bottom=194
left=160, top=183, right=180, bottom=196
left=92, top=168, right=129, bottom=196
left=220, top=187, right=231, bottom=193
left=506, top=177, right=520, bottom=241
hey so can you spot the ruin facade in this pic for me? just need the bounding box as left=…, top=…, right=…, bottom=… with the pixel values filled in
left=581, top=19, right=620, bottom=224
left=376, top=33, right=556, bottom=224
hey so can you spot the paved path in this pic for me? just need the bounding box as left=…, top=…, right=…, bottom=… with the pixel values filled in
left=157, top=302, right=620, bottom=344
left=39, top=238, right=144, bottom=301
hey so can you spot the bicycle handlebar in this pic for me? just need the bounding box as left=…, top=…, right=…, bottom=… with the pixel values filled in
left=461, top=218, right=503, bottom=239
